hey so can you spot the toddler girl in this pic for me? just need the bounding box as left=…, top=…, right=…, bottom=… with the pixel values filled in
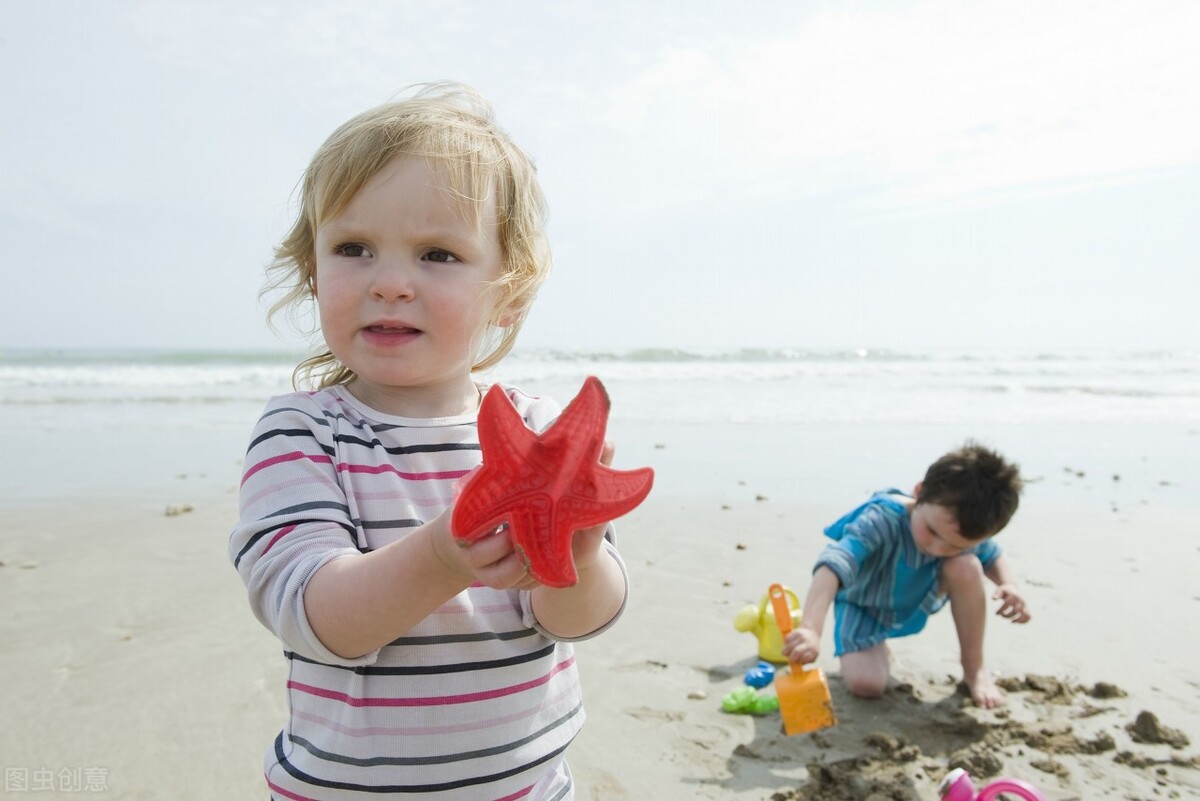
left=230, top=83, right=629, bottom=800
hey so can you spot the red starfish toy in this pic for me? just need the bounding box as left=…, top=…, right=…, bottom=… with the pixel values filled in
left=452, top=376, right=655, bottom=588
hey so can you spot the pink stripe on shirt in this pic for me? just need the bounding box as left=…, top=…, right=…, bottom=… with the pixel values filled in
left=288, top=656, right=576, bottom=707
left=267, top=778, right=319, bottom=801
left=291, top=684, right=577, bottom=738
left=262, top=525, right=298, bottom=557
left=334, top=461, right=472, bottom=481
left=243, top=451, right=333, bottom=485
left=241, top=473, right=341, bottom=510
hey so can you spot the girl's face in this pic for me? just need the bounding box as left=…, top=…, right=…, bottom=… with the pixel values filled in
left=313, top=156, right=506, bottom=417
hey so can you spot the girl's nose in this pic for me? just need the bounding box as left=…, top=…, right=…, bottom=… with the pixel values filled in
left=371, top=259, right=416, bottom=302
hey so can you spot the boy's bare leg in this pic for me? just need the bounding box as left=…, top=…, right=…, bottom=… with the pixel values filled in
left=839, top=642, right=890, bottom=698
left=942, top=554, right=1004, bottom=708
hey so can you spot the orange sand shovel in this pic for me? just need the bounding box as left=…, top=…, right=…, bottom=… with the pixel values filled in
left=768, top=582, right=837, bottom=735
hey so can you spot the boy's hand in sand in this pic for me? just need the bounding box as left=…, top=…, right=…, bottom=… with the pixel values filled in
left=784, top=626, right=822, bottom=665
left=993, top=583, right=1031, bottom=623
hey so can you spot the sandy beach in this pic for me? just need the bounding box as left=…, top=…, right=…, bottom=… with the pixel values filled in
left=1, top=416, right=1198, bottom=800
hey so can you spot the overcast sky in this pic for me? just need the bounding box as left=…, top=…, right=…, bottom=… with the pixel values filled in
left=2, top=1, right=1198, bottom=354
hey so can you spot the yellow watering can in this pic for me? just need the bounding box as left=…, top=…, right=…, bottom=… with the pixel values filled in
left=733, top=584, right=802, bottom=664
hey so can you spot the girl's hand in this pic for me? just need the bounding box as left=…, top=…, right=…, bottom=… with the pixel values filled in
left=784, top=626, right=822, bottom=665
left=526, top=439, right=628, bottom=638
left=565, top=438, right=617, bottom=579
left=434, top=439, right=619, bottom=592
left=993, top=583, right=1031, bottom=623
left=428, top=509, right=539, bottom=591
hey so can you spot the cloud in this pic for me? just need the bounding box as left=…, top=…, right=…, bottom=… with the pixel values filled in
left=602, top=0, right=1200, bottom=212
left=1, top=0, right=1195, bottom=352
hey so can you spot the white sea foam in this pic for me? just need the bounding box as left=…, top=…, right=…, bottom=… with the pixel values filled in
left=1, top=347, right=1197, bottom=425
left=1, top=347, right=1196, bottom=503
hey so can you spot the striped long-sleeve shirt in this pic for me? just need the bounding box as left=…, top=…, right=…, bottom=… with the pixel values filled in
left=229, top=384, right=626, bottom=801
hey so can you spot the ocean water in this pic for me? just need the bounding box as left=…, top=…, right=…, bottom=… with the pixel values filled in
left=4, top=346, right=1199, bottom=424
left=2, top=347, right=1197, bottom=501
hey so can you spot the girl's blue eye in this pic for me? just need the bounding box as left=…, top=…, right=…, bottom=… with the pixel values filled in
left=336, top=244, right=369, bottom=258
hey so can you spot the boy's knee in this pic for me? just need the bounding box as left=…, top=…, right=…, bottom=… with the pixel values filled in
left=843, top=673, right=888, bottom=699
left=840, top=644, right=891, bottom=698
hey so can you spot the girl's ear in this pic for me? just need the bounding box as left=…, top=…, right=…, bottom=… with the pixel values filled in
left=494, top=305, right=523, bottom=329
left=912, top=481, right=923, bottom=500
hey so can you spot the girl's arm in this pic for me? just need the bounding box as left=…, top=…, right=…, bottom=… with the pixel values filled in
left=302, top=511, right=464, bottom=659
left=528, top=437, right=629, bottom=639
left=306, top=509, right=540, bottom=659
left=528, top=525, right=627, bottom=639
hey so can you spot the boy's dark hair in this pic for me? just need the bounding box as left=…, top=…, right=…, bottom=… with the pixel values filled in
left=918, top=441, right=1022, bottom=540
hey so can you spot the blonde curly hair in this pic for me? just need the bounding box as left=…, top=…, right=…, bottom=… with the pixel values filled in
left=263, top=82, right=551, bottom=389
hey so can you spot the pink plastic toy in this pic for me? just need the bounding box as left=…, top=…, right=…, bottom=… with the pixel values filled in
left=938, top=768, right=1046, bottom=801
